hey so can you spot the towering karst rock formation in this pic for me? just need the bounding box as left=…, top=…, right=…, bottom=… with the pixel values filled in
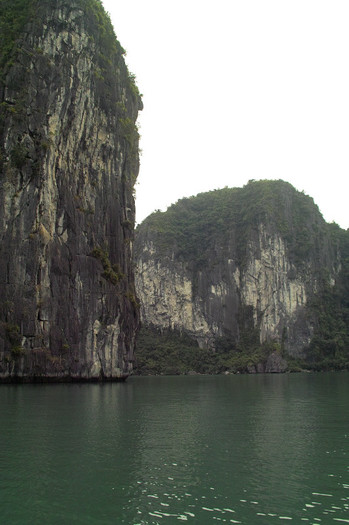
left=0, top=0, right=142, bottom=381
left=135, top=180, right=349, bottom=371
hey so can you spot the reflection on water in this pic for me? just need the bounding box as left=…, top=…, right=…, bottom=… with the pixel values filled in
left=0, top=373, right=348, bottom=524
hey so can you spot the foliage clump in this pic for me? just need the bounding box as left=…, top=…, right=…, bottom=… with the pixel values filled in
left=137, top=180, right=328, bottom=270
left=135, top=326, right=286, bottom=375
left=0, top=0, right=141, bottom=114
left=304, top=222, right=349, bottom=370
left=91, top=246, right=124, bottom=286
left=0, top=322, right=25, bottom=358
left=0, top=0, right=37, bottom=70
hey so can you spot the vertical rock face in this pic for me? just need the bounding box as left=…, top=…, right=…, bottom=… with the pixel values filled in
left=0, top=0, right=142, bottom=380
left=135, top=181, right=344, bottom=360
left=135, top=226, right=312, bottom=354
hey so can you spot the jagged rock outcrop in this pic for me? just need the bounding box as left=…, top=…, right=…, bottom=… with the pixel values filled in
left=0, top=0, right=142, bottom=381
left=135, top=181, right=348, bottom=368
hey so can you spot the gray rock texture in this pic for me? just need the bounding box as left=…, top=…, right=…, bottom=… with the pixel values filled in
left=0, top=1, right=142, bottom=381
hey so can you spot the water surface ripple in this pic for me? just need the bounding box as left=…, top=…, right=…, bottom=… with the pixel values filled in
left=0, top=373, right=348, bottom=524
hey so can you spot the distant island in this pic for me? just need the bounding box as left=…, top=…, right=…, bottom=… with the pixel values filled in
left=134, top=180, right=349, bottom=375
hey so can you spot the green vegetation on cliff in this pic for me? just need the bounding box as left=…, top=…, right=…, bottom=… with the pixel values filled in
left=0, top=0, right=36, bottom=69
left=135, top=326, right=289, bottom=375
left=138, top=180, right=329, bottom=269
left=135, top=323, right=349, bottom=375
left=0, top=0, right=120, bottom=69
left=306, top=222, right=349, bottom=370
left=0, top=0, right=141, bottom=123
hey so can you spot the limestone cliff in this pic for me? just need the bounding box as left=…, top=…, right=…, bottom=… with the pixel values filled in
left=135, top=181, right=349, bottom=371
left=0, top=0, right=142, bottom=381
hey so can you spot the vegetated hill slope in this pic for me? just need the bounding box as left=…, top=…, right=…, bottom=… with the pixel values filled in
left=0, top=0, right=142, bottom=381
left=135, top=180, right=349, bottom=374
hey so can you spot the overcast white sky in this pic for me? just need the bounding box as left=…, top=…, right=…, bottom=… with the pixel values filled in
left=102, top=0, right=349, bottom=229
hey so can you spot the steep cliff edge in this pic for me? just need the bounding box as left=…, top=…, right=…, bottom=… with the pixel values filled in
left=135, top=180, right=349, bottom=373
left=0, top=0, right=142, bottom=381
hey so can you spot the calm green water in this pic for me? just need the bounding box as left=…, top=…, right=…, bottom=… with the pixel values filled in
left=0, top=373, right=348, bottom=524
